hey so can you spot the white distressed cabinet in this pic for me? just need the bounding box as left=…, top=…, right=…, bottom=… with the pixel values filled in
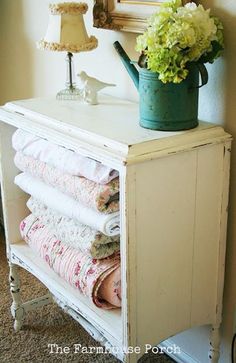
left=0, top=96, right=232, bottom=363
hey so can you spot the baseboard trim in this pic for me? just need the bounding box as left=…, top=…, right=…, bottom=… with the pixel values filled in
left=158, top=339, right=199, bottom=363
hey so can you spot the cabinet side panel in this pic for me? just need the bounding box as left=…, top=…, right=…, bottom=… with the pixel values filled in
left=190, top=143, right=226, bottom=326
left=133, top=151, right=197, bottom=349
left=122, top=165, right=138, bottom=354
left=215, top=141, right=231, bottom=323
left=0, top=123, right=28, bottom=247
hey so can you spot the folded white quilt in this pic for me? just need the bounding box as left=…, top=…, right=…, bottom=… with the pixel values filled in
left=15, top=173, right=120, bottom=236
left=12, top=129, right=118, bottom=184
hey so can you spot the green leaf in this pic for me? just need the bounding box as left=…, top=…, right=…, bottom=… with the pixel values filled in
left=198, top=41, right=224, bottom=64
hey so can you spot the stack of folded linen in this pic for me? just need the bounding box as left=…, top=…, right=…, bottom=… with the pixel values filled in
left=13, top=129, right=121, bottom=309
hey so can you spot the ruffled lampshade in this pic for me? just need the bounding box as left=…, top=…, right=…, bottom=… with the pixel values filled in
left=37, top=2, right=98, bottom=100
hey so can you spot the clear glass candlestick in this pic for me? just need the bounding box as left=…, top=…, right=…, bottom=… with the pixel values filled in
left=56, top=52, right=82, bottom=100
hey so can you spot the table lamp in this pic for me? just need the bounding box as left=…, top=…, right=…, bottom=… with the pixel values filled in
left=37, top=2, right=98, bottom=100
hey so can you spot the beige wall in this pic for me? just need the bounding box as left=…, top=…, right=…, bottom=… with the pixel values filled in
left=0, top=1, right=235, bottom=362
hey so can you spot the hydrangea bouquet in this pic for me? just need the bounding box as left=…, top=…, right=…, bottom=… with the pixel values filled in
left=136, top=0, right=224, bottom=84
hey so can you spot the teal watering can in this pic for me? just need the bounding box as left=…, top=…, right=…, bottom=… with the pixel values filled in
left=113, top=41, right=208, bottom=131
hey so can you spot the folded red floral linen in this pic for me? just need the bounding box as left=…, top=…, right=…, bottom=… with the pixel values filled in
left=20, top=214, right=121, bottom=309
left=15, top=152, right=119, bottom=214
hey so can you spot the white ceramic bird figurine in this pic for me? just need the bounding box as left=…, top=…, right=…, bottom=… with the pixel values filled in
left=77, top=71, right=116, bottom=105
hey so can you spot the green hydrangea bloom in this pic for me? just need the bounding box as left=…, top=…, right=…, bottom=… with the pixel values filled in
left=136, top=0, right=224, bottom=83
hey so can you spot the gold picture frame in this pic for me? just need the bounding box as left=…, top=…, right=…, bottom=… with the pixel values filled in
left=93, top=0, right=191, bottom=33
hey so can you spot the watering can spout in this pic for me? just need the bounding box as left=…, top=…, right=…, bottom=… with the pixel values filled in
left=113, top=41, right=139, bottom=90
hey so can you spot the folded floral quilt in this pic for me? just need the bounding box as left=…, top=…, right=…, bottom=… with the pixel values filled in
left=15, top=173, right=120, bottom=236
left=12, top=129, right=118, bottom=184
left=27, top=197, right=120, bottom=259
left=14, top=152, right=119, bottom=214
left=20, top=214, right=121, bottom=309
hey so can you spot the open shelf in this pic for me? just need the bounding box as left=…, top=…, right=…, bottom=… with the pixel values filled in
left=10, top=241, right=123, bottom=346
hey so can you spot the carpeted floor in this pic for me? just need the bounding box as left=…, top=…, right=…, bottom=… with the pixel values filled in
left=0, top=233, right=175, bottom=363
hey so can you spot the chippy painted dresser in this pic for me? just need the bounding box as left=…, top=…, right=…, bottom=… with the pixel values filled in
left=0, top=96, right=232, bottom=363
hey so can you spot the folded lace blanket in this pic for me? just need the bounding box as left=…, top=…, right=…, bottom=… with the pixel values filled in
left=12, top=129, right=118, bottom=184
left=20, top=214, right=121, bottom=309
left=27, top=197, right=120, bottom=259
left=15, top=173, right=120, bottom=236
left=15, top=152, right=119, bottom=214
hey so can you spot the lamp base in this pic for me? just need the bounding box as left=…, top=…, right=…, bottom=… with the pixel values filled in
left=56, top=86, right=83, bottom=101
left=56, top=52, right=83, bottom=101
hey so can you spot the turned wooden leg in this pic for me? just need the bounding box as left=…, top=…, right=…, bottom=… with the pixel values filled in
left=209, top=324, right=221, bottom=363
left=9, top=263, right=24, bottom=331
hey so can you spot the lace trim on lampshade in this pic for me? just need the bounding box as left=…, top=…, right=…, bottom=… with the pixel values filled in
left=49, top=2, right=88, bottom=15
left=37, top=36, right=98, bottom=53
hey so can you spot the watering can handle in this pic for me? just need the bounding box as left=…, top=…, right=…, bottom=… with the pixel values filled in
left=196, top=63, right=208, bottom=88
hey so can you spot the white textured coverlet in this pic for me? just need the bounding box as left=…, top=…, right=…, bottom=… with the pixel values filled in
left=27, top=197, right=120, bottom=259
left=12, top=129, right=118, bottom=184
left=15, top=173, right=120, bottom=236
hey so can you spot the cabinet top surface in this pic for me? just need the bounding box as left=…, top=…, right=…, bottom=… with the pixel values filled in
left=1, top=95, right=231, bottom=163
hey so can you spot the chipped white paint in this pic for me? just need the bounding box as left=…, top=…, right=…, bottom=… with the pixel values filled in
left=209, top=324, right=221, bottom=363
left=9, top=263, right=24, bottom=332
left=0, top=95, right=232, bottom=363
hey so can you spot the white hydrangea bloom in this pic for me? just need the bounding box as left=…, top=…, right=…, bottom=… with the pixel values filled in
left=136, top=0, right=224, bottom=83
